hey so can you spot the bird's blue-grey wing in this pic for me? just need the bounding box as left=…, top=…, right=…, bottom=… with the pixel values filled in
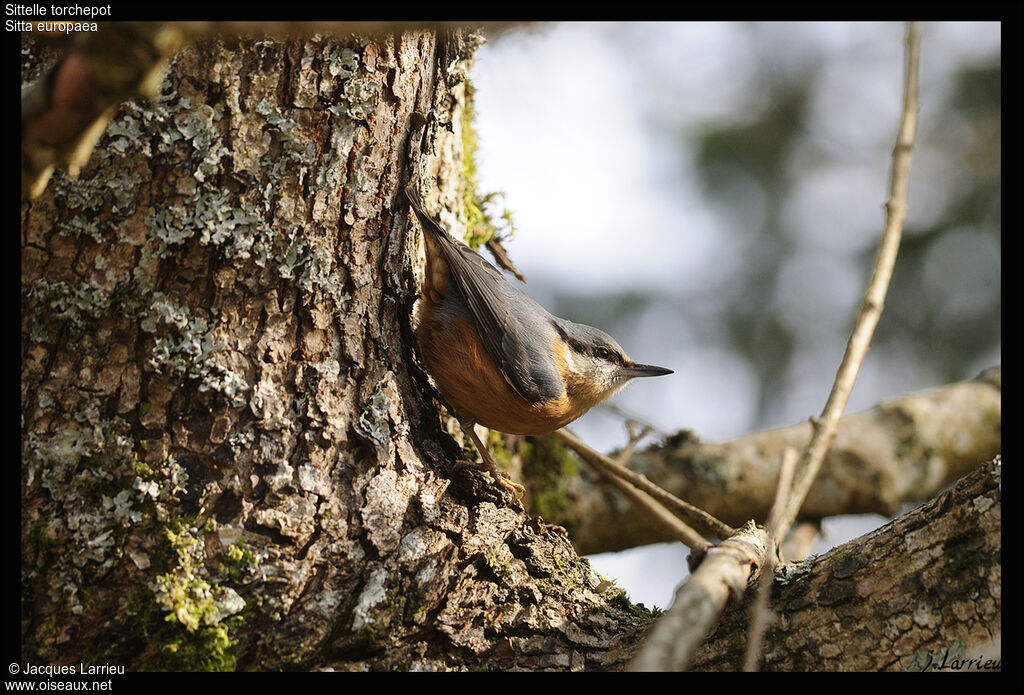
left=407, top=187, right=563, bottom=403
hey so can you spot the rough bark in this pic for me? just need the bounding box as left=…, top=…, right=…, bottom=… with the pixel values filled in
left=20, top=30, right=652, bottom=672
left=565, top=373, right=1000, bottom=554
left=689, top=458, right=1002, bottom=671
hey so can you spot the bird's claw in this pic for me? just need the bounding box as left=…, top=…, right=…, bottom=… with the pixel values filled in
left=494, top=471, right=526, bottom=498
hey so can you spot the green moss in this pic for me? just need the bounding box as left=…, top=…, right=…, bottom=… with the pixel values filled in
left=485, top=430, right=514, bottom=471
left=520, top=436, right=580, bottom=530
left=25, top=518, right=51, bottom=547
left=131, top=453, right=154, bottom=478
left=533, top=575, right=554, bottom=597
left=606, top=585, right=659, bottom=618
left=22, top=420, right=251, bottom=670
left=149, top=518, right=248, bottom=671
left=939, top=517, right=987, bottom=580
left=160, top=618, right=240, bottom=672
left=221, top=538, right=261, bottom=583
left=943, top=517, right=984, bottom=549
left=460, top=79, right=515, bottom=251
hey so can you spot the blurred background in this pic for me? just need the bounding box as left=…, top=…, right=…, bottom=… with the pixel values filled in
left=469, top=21, right=1001, bottom=608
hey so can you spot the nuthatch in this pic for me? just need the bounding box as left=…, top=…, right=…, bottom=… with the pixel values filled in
left=406, top=183, right=672, bottom=494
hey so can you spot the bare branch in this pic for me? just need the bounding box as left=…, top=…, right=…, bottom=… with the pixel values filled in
left=566, top=374, right=999, bottom=555
left=779, top=521, right=821, bottom=562
left=630, top=22, right=927, bottom=673
left=630, top=521, right=770, bottom=671
left=777, top=21, right=921, bottom=537
left=692, top=459, right=1001, bottom=671
left=743, top=448, right=798, bottom=672
left=554, top=428, right=734, bottom=544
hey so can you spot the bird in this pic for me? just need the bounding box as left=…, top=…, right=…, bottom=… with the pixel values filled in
left=406, top=182, right=673, bottom=495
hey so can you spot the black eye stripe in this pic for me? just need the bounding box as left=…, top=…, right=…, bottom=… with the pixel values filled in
left=552, top=320, right=624, bottom=365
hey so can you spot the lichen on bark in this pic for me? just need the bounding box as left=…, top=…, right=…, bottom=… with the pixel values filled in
left=21, top=29, right=655, bottom=672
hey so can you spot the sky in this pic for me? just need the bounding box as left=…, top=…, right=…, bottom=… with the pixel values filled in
left=469, top=21, right=1001, bottom=608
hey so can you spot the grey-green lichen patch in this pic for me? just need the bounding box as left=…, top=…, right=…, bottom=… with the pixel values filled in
left=319, top=43, right=382, bottom=123
left=176, top=102, right=231, bottom=182
left=25, top=278, right=150, bottom=332
left=106, top=108, right=154, bottom=158
left=356, top=389, right=393, bottom=453
left=444, top=32, right=486, bottom=83
left=326, top=46, right=360, bottom=81
left=351, top=566, right=389, bottom=632
left=45, top=96, right=193, bottom=247
left=683, top=448, right=731, bottom=489
left=255, top=98, right=316, bottom=184
left=134, top=93, right=280, bottom=267
left=52, top=167, right=142, bottom=243
left=22, top=423, right=187, bottom=617
left=290, top=237, right=351, bottom=309
left=142, top=295, right=249, bottom=409
left=144, top=184, right=277, bottom=265
left=341, top=73, right=380, bottom=122
left=972, top=495, right=994, bottom=513
left=315, top=120, right=360, bottom=194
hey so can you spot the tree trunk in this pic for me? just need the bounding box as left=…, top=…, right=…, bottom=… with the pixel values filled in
left=20, top=29, right=652, bottom=671
left=20, top=28, right=1000, bottom=673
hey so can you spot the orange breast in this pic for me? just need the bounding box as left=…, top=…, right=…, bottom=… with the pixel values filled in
left=416, top=302, right=584, bottom=435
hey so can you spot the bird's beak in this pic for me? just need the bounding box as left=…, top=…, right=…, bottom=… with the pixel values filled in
left=622, top=363, right=673, bottom=378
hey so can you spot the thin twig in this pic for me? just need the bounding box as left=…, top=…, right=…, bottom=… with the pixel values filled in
left=630, top=23, right=922, bottom=673
left=593, top=417, right=703, bottom=550
left=597, top=460, right=712, bottom=553
left=742, top=448, right=798, bottom=672
left=616, top=423, right=653, bottom=466
left=777, top=21, right=920, bottom=539
left=630, top=520, right=770, bottom=672
left=599, top=401, right=670, bottom=438
left=485, top=237, right=528, bottom=283
left=780, top=521, right=821, bottom=562
left=554, top=428, right=735, bottom=543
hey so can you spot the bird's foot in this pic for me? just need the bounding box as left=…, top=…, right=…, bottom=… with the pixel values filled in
left=491, top=469, right=526, bottom=498
left=457, top=417, right=525, bottom=499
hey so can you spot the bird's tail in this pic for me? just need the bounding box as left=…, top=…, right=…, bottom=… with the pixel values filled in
left=404, top=183, right=449, bottom=242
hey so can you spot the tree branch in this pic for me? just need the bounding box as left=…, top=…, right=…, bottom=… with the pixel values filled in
left=553, top=428, right=733, bottom=545
left=777, top=20, right=921, bottom=537
left=565, top=372, right=999, bottom=555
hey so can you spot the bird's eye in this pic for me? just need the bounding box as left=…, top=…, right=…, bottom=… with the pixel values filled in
left=595, top=347, right=610, bottom=360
